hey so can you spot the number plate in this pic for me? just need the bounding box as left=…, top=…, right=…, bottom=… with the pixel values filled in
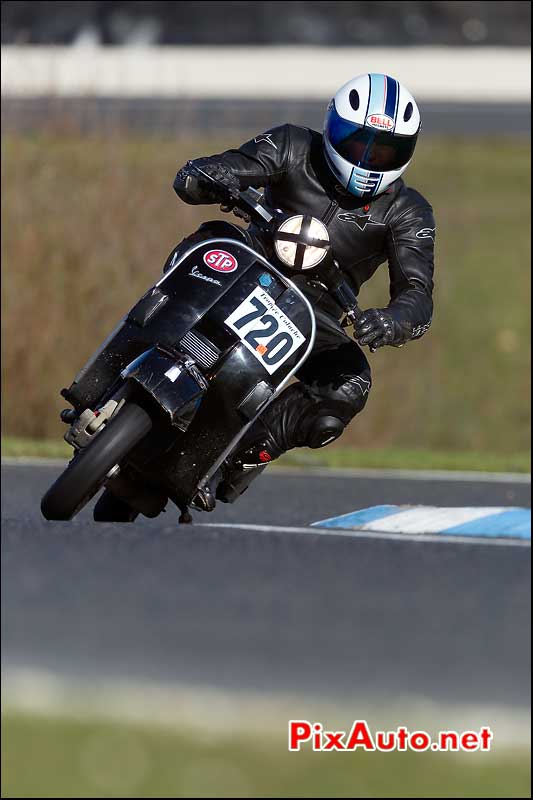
left=225, top=287, right=306, bottom=375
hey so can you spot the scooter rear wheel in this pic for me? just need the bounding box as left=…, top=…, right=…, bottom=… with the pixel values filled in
left=41, top=403, right=152, bottom=521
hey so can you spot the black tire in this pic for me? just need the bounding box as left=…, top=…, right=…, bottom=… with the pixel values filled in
left=41, top=403, right=152, bottom=521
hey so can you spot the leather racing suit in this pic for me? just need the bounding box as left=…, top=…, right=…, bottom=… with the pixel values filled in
left=173, top=124, right=436, bottom=504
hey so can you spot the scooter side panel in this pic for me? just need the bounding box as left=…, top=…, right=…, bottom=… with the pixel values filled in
left=62, top=239, right=260, bottom=410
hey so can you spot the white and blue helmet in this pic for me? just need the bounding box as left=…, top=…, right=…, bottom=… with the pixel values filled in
left=323, top=73, right=421, bottom=198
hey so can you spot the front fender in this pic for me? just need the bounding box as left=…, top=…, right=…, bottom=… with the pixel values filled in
left=121, top=348, right=208, bottom=431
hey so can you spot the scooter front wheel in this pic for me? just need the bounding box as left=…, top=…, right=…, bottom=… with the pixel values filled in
left=41, top=403, right=152, bottom=521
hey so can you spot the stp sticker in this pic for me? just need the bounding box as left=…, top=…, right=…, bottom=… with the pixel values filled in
left=203, top=249, right=238, bottom=273
left=366, top=114, right=395, bottom=131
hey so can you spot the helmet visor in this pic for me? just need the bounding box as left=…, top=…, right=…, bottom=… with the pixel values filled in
left=325, top=102, right=418, bottom=172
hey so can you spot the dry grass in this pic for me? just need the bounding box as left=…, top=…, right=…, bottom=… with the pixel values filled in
left=2, top=133, right=530, bottom=453
left=3, top=711, right=530, bottom=799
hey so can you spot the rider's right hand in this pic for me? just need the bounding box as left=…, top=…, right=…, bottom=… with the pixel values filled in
left=173, top=160, right=241, bottom=205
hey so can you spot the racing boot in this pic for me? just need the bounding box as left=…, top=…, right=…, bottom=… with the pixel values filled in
left=216, top=425, right=284, bottom=504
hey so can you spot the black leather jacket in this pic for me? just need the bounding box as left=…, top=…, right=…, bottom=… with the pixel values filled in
left=174, top=124, right=435, bottom=343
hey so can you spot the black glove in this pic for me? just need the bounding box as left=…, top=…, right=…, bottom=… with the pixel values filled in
left=173, top=159, right=241, bottom=205
left=354, top=308, right=410, bottom=351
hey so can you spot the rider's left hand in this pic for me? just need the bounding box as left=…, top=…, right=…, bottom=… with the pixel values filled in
left=354, top=308, right=405, bottom=351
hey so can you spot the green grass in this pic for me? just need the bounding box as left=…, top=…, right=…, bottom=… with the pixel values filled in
left=2, top=134, right=530, bottom=454
left=278, top=446, right=531, bottom=474
left=2, top=712, right=530, bottom=799
left=2, top=436, right=530, bottom=474
left=1, top=436, right=71, bottom=459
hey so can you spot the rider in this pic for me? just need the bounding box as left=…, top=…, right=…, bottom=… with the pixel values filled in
left=172, top=73, right=435, bottom=507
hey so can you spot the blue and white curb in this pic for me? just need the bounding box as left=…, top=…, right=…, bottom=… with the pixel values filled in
left=312, top=506, right=531, bottom=540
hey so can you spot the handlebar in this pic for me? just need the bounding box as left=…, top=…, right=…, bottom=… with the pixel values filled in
left=188, top=163, right=280, bottom=230
left=188, top=162, right=364, bottom=326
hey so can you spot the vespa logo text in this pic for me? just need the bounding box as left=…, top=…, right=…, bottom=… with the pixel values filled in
left=189, top=265, right=222, bottom=286
left=203, top=249, right=238, bottom=273
left=366, top=114, right=394, bottom=131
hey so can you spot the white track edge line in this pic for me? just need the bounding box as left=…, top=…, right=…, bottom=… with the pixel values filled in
left=195, top=522, right=531, bottom=547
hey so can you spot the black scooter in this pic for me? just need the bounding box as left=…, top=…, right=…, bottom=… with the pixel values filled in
left=41, top=167, right=362, bottom=523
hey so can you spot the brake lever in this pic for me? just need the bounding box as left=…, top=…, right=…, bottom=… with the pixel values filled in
left=342, top=306, right=364, bottom=327
left=220, top=203, right=251, bottom=223
left=190, top=163, right=276, bottom=230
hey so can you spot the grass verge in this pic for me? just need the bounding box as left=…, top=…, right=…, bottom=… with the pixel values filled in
left=1, top=711, right=530, bottom=799
left=1, top=436, right=71, bottom=460
left=278, top=447, right=531, bottom=474
left=1, top=436, right=530, bottom=474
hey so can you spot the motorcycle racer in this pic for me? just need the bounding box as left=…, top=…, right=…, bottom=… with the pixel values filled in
left=172, top=74, right=435, bottom=506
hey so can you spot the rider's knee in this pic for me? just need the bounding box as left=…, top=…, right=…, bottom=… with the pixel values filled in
left=305, top=414, right=345, bottom=449
left=257, top=373, right=372, bottom=453
left=312, top=372, right=372, bottom=423
left=337, top=373, right=372, bottom=418
left=298, top=373, right=372, bottom=449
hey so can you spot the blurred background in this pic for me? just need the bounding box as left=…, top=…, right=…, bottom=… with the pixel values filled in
left=1, top=2, right=531, bottom=797
left=1, top=0, right=531, bottom=468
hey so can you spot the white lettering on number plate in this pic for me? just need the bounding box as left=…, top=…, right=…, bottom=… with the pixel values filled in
left=225, top=287, right=306, bottom=374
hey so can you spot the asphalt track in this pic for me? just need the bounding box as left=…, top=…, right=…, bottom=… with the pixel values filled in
left=1, top=463, right=531, bottom=709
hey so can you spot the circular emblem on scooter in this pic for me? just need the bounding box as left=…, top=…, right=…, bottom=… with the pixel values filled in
left=274, top=215, right=330, bottom=271
left=203, top=249, right=238, bottom=273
